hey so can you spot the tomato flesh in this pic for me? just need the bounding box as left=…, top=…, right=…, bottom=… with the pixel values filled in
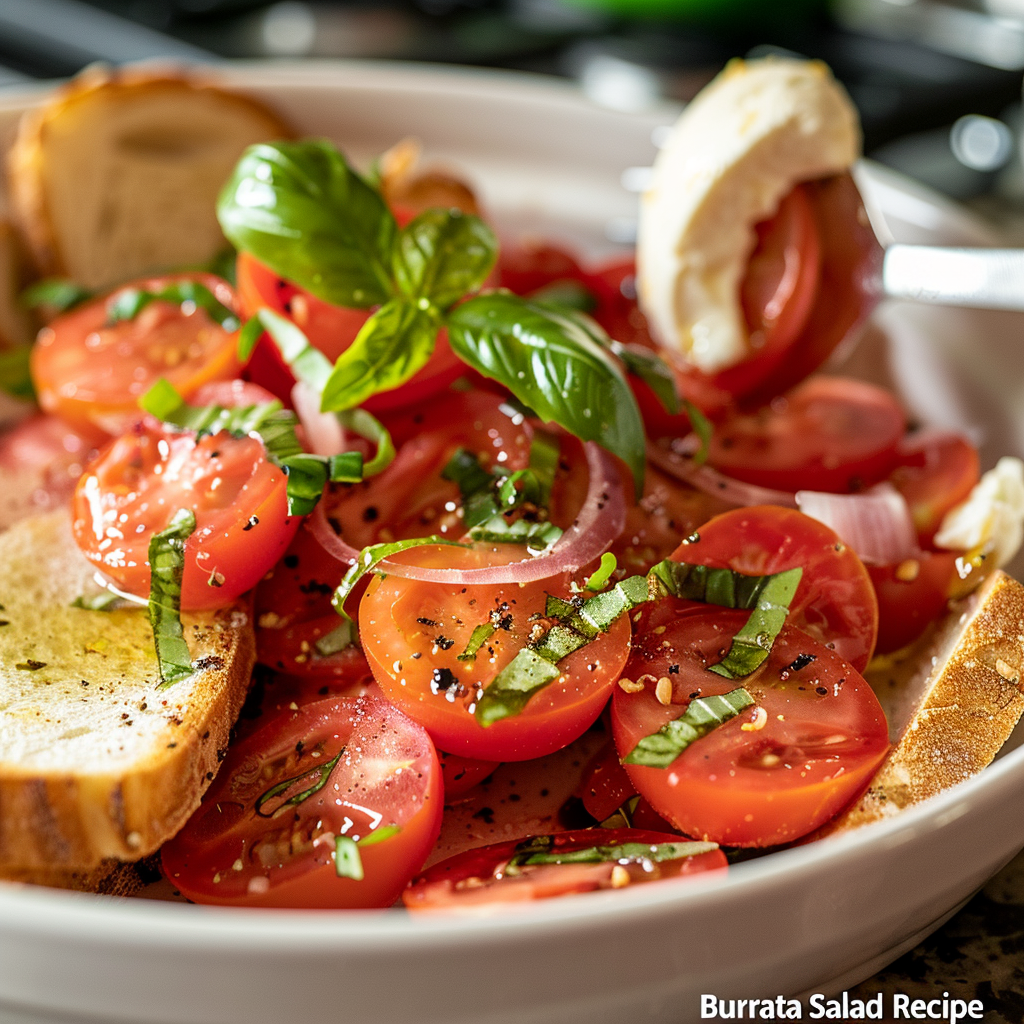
left=236, top=252, right=462, bottom=409
left=613, top=603, right=890, bottom=846
left=72, top=417, right=298, bottom=610
left=32, top=273, right=242, bottom=439
left=403, top=827, right=727, bottom=912
left=360, top=544, right=631, bottom=762
left=162, top=694, right=442, bottom=908
left=708, top=376, right=905, bottom=494
left=671, top=505, right=878, bottom=672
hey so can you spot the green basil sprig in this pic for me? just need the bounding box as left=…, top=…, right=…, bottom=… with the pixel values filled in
left=218, top=140, right=646, bottom=493
left=0, top=346, right=35, bottom=400
left=623, top=688, right=755, bottom=768
left=21, top=278, right=94, bottom=315
left=107, top=280, right=240, bottom=332
left=139, top=379, right=365, bottom=516
left=148, top=508, right=196, bottom=688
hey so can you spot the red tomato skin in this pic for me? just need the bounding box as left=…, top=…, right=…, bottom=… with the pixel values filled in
left=612, top=604, right=890, bottom=847
left=31, top=273, right=242, bottom=440
left=236, top=253, right=462, bottom=409
left=162, top=694, right=443, bottom=909
left=671, top=505, right=878, bottom=672
left=439, top=750, right=499, bottom=798
left=707, top=376, right=906, bottom=495
left=72, top=419, right=299, bottom=610
left=576, top=741, right=637, bottom=822
left=890, top=432, right=980, bottom=547
left=359, top=546, right=632, bottom=763
left=868, top=551, right=961, bottom=653
left=403, top=827, right=727, bottom=912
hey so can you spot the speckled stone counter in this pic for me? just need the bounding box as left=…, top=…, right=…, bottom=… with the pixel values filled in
left=850, top=846, right=1024, bottom=1021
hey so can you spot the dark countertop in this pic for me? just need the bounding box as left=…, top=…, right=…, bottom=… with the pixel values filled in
left=850, top=845, right=1024, bottom=1021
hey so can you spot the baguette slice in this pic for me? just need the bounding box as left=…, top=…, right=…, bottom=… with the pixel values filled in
left=824, top=570, right=1024, bottom=833
left=0, top=510, right=255, bottom=875
left=7, top=65, right=291, bottom=289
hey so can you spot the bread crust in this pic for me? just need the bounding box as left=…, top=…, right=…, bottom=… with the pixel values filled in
left=0, top=511, right=255, bottom=873
left=7, top=64, right=292, bottom=287
left=826, top=570, right=1024, bottom=832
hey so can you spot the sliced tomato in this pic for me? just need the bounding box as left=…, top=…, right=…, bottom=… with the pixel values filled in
left=72, top=413, right=299, bottom=610
left=31, top=273, right=242, bottom=439
left=439, top=750, right=499, bottom=798
left=360, top=544, right=631, bottom=762
left=612, top=604, right=890, bottom=846
left=236, top=252, right=462, bottom=409
left=403, top=827, right=726, bottom=912
left=162, top=694, right=442, bottom=908
left=890, top=432, right=980, bottom=547
left=496, top=241, right=584, bottom=296
left=707, top=376, right=906, bottom=494
left=671, top=505, right=878, bottom=671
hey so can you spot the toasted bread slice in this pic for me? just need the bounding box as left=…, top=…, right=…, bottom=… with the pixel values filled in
left=7, top=65, right=291, bottom=290
left=824, top=570, right=1024, bottom=832
left=0, top=510, right=255, bottom=875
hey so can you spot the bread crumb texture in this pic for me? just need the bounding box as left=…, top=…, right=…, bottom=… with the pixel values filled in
left=0, top=511, right=254, bottom=872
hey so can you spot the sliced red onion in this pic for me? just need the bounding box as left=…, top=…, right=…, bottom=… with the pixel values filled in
left=309, top=441, right=626, bottom=585
left=647, top=439, right=798, bottom=509
left=796, top=483, right=919, bottom=565
left=292, top=381, right=345, bottom=457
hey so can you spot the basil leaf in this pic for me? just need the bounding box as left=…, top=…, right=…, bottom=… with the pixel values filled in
left=683, top=398, right=712, bottom=466
left=358, top=823, right=401, bottom=846
left=148, top=508, right=196, bottom=689
left=467, top=516, right=562, bottom=553
left=441, top=447, right=497, bottom=528
left=529, top=279, right=598, bottom=312
left=475, top=648, right=561, bottom=727
left=255, top=748, right=344, bottom=818
left=393, top=208, right=497, bottom=311
left=624, top=688, right=755, bottom=768
left=107, top=281, right=240, bottom=332
left=237, top=316, right=264, bottom=362
left=707, top=567, right=802, bottom=679
left=446, top=293, right=645, bottom=496
left=321, top=298, right=439, bottom=412
left=218, top=140, right=396, bottom=309
left=0, top=346, right=35, bottom=400
left=314, top=620, right=355, bottom=657
left=334, top=836, right=364, bottom=880
left=584, top=552, right=617, bottom=592
left=332, top=535, right=467, bottom=620
left=508, top=835, right=718, bottom=867
left=617, top=345, right=681, bottom=415
left=21, top=278, right=94, bottom=314
left=457, top=622, right=496, bottom=662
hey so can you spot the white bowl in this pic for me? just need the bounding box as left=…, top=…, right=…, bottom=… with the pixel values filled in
left=0, top=61, right=1022, bottom=1024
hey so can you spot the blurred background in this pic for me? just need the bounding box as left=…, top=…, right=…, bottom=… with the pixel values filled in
left=2, top=0, right=1024, bottom=230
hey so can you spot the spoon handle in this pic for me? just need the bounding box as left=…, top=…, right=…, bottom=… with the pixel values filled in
left=882, top=245, right=1024, bottom=311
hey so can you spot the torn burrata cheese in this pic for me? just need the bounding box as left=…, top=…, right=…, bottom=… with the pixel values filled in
left=636, top=57, right=860, bottom=374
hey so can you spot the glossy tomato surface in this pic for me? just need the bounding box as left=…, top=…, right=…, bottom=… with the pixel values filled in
left=612, top=603, right=890, bottom=846
left=707, top=376, right=905, bottom=494
left=671, top=505, right=878, bottom=671
left=403, top=827, right=727, bottom=912
left=32, top=273, right=242, bottom=439
left=236, top=252, right=462, bottom=409
left=360, top=544, right=631, bottom=762
left=162, top=694, right=442, bottom=908
left=72, top=417, right=298, bottom=610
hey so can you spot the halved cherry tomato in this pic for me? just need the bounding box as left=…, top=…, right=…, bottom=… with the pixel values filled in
left=31, top=273, right=242, bottom=439
left=162, top=694, right=442, bottom=908
left=403, top=827, right=727, bottom=912
left=360, top=544, right=631, bottom=762
left=868, top=550, right=962, bottom=653
left=612, top=603, right=890, bottom=846
left=236, top=253, right=463, bottom=409
left=439, top=749, right=499, bottom=798
left=72, top=400, right=299, bottom=610
left=575, top=741, right=677, bottom=831
left=707, top=376, right=905, bottom=494
left=670, top=505, right=878, bottom=671
left=890, top=432, right=980, bottom=547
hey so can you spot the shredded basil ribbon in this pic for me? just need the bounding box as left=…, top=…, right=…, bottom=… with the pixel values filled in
left=505, top=834, right=718, bottom=869
left=148, top=508, right=196, bottom=689
left=334, top=824, right=402, bottom=880
left=332, top=536, right=467, bottom=621
left=314, top=620, right=355, bottom=657
left=139, top=379, right=364, bottom=516
left=584, top=552, right=617, bottom=592
left=623, top=688, right=756, bottom=768
left=107, top=280, right=241, bottom=332
left=255, top=747, right=344, bottom=818
left=457, top=622, right=496, bottom=662
left=20, top=278, right=94, bottom=314
left=475, top=560, right=801, bottom=727
left=241, top=308, right=396, bottom=477
left=0, top=346, right=35, bottom=400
